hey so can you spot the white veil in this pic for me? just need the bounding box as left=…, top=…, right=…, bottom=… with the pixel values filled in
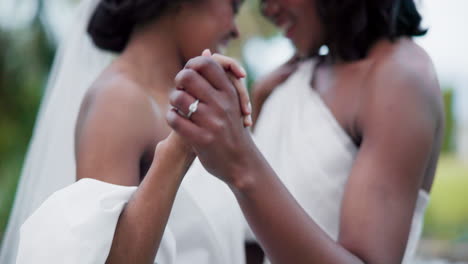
left=0, top=0, right=114, bottom=262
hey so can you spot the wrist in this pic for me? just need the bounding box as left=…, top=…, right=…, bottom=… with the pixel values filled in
left=153, top=134, right=196, bottom=181
left=224, top=140, right=263, bottom=194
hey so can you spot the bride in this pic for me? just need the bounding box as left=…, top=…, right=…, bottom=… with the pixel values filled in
left=168, top=0, right=444, bottom=263
left=0, top=0, right=253, bottom=263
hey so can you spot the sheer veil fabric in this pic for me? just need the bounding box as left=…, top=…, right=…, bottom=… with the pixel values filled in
left=1, top=1, right=247, bottom=263
left=0, top=0, right=114, bottom=262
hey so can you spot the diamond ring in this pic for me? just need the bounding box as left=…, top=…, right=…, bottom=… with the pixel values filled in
left=187, top=99, right=199, bottom=119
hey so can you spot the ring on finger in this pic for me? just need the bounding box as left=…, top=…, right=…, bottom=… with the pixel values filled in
left=187, top=99, right=200, bottom=119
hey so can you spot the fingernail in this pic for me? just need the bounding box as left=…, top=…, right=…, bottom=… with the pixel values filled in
left=240, top=66, right=247, bottom=77
left=202, top=49, right=212, bottom=56
left=246, top=115, right=253, bottom=126
left=247, top=102, right=252, bottom=114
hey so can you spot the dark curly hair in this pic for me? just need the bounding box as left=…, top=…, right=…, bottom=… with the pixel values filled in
left=316, top=0, right=427, bottom=61
left=87, top=0, right=185, bottom=53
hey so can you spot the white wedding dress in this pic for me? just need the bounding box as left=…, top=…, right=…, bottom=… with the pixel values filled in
left=252, top=59, right=430, bottom=264
left=16, top=160, right=246, bottom=264
left=0, top=0, right=246, bottom=263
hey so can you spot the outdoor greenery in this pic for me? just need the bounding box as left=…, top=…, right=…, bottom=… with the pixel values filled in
left=0, top=0, right=55, bottom=237
left=442, top=88, right=455, bottom=153
left=425, top=156, right=468, bottom=241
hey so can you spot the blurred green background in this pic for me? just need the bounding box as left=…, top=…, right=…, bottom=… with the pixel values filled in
left=1, top=0, right=467, bottom=262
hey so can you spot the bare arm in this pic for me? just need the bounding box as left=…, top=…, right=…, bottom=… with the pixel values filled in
left=105, top=132, right=194, bottom=264
left=230, top=65, right=441, bottom=264
left=75, top=82, right=194, bottom=264
left=168, top=56, right=443, bottom=264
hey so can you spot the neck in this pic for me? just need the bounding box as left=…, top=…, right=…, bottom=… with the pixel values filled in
left=119, top=17, right=184, bottom=97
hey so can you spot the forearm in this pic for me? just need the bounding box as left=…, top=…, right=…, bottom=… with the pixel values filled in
left=106, top=134, right=195, bottom=264
left=231, top=150, right=363, bottom=264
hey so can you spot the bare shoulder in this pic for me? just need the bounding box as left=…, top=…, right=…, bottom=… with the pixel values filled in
left=361, top=39, right=444, bottom=127
left=75, top=69, right=165, bottom=184
left=77, top=69, right=162, bottom=139
left=369, top=39, right=439, bottom=95
left=352, top=39, right=444, bottom=193
left=75, top=68, right=165, bottom=152
left=84, top=71, right=155, bottom=120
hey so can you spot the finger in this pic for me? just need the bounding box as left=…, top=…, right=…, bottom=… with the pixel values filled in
left=243, top=115, right=253, bottom=127
left=202, top=49, right=212, bottom=57
left=228, top=73, right=252, bottom=116
left=211, top=53, right=247, bottom=78
left=169, top=90, right=198, bottom=116
left=169, top=90, right=209, bottom=124
left=185, top=56, right=235, bottom=95
left=210, top=54, right=251, bottom=118
left=166, top=108, right=206, bottom=144
left=211, top=54, right=250, bottom=115
left=175, top=69, right=219, bottom=104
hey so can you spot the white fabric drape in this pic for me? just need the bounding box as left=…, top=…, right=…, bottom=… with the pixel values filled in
left=16, top=158, right=246, bottom=264
left=253, top=59, right=429, bottom=264
left=16, top=179, right=176, bottom=264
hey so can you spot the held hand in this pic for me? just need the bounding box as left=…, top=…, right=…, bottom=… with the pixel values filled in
left=202, top=49, right=252, bottom=127
left=166, top=55, right=255, bottom=185
left=152, top=132, right=196, bottom=180
left=155, top=132, right=194, bottom=160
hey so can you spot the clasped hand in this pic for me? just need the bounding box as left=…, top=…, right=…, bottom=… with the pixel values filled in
left=166, top=50, right=257, bottom=186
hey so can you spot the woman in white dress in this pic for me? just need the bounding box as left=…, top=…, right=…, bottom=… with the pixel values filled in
left=1, top=0, right=254, bottom=263
left=168, top=0, right=444, bottom=263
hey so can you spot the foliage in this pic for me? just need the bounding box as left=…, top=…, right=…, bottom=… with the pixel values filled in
left=0, top=0, right=56, bottom=238
left=442, top=89, right=455, bottom=153
left=423, top=155, right=468, bottom=241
